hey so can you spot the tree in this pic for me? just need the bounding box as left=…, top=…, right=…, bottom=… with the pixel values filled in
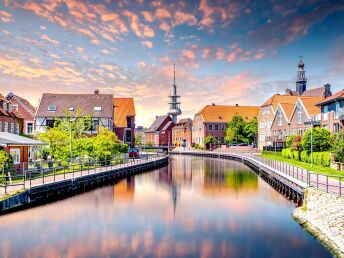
left=301, top=127, right=332, bottom=153
left=204, top=135, right=218, bottom=145
left=291, top=136, right=302, bottom=152
left=225, top=115, right=257, bottom=144
left=286, top=135, right=296, bottom=149
left=332, top=131, right=344, bottom=162
left=0, top=150, right=14, bottom=172
left=135, top=134, right=142, bottom=146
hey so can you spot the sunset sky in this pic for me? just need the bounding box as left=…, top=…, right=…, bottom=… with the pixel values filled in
left=0, top=0, right=343, bottom=126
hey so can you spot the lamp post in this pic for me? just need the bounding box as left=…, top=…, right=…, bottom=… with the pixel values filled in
left=69, top=118, right=75, bottom=166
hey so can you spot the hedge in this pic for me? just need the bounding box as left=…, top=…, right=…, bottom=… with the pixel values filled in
left=281, top=148, right=330, bottom=167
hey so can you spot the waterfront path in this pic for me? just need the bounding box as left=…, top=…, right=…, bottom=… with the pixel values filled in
left=0, top=153, right=167, bottom=197
left=171, top=147, right=343, bottom=197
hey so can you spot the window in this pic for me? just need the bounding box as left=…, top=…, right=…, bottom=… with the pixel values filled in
left=0, top=121, right=2, bottom=132
left=10, top=149, right=20, bottom=165
left=16, top=123, right=19, bottom=134
left=10, top=123, right=14, bottom=133
left=214, top=137, right=219, bottom=142
left=92, top=120, right=99, bottom=131
left=127, top=117, right=132, bottom=128
left=48, top=105, right=57, bottom=111
left=273, top=130, right=276, bottom=136
left=69, top=107, right=74, bottom=111
left=4, top=122, right=8, bottom=132
left=209, top=124, right=213, bottom=130
left=221, top=137, right=225, bottom=143
left=221, top=124, right=226, bottom=130
left=297, top=102, right=302, bottom=124
left=46, top=119, right=55, bottom=128
left=94, top=106, right=102, bottom=111
left=277, top=108, right=282, bottom=126
left=12, top=104, right=18, bottom=110
left=292, top=128, right=296, bottom=134
left=297, top=128, right=303, bottom=136
left=27, top=122, right=33, bottom=134
left=214, top=124, right=219, bottom=131
left=323, top=106, right=328, bottom=121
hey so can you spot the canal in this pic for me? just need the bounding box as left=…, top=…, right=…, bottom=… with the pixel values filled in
left=0, top=155, right=331, bottom=258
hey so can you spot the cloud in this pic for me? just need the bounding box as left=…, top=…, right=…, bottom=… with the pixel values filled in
left=155, top=7, right=171, bottom=20
left=174, top=11, right=197, bottom=26
left=0, top=10, right=14, bottom=23
left=76, top=47, right=84, bottom=52
left=141, top=40, right=153, bottom=48
left=141, top=11, right=154, bottom=22
left=40, top=34, right=59, bottom=45
left=182, top=50, right=195, bottom=60
left=123, top=10, right=155, bottom=38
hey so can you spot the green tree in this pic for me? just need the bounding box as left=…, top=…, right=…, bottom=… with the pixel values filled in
left=286, top=135, right=296, bottom=149
left=0, top=150, right=14, bottom=172
left=225, top=115, right=257, bottom=144
left=135, top=134, right=142, bottom=146
left=301, top=127, right=332, bottom=153
left=332, top=131, right=344, bottom=163
left=204, top=135, right=218, bottom=145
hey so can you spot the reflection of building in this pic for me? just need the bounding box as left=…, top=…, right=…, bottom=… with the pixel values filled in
left=113, top=177, right=135, bottom=202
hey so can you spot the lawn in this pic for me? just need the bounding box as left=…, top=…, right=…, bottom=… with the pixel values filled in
left=260, top=151, right=344, bottom=178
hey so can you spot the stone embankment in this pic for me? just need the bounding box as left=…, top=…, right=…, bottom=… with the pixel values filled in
left=294, top=188, right=344, bottom=258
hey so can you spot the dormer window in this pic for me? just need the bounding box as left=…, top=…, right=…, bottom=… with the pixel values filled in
left=69, top=107, right=74, bottom=111
left=94, top=106, right=102, bottom=111
left=48, top=105, right=57, bottom=111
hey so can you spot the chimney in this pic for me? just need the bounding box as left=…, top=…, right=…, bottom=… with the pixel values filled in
left=324, top=84, right=332, bottom=98
left=235, top=104, right=239, bottom=107
left=285, top=88, right=292, bottom=94
left=212, top=103, right=216, bottom=106
left=94, top=89, right=100, bottom=94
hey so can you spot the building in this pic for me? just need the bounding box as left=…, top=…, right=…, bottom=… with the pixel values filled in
left=6, top=92, right=36, bottom=135
left=35, top=93, right=114, bottom=134
left=135, top=126, right=146, bottom=145
left=0, top=94, right=23, bottom=135
left=145, top=115, right=175, bottom=146
left=316, top=89, right=344, bottom=132
left=0, top=132, right=47, bottom=170
left=192, top=104, right=260, bottom=148
left=113, top=98, right=135, bottom=147
left=258, top=95, right=299, bottom=150
left=167, top=64, right=182, bottom=123
left=172, top=118, right=192, bottom=147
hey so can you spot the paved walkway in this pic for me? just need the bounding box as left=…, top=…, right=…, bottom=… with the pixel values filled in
left=172, top=147, right=343, bottom=196
left=0, top=155, right=164, bottom=197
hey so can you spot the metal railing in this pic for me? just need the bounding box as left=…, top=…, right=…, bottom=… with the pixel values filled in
left=0, top=152, right=167, bottom=196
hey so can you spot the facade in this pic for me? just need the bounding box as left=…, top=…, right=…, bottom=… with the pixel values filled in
left=192, top=104, right=260, bottom=148
left=145, top=115, right=175, bottom=146
left=258, top=95, right=299, bottom=150
left=113, top=98, right=135, bottom=147
left=0, top=94, right=23, bottom=135
left=172, top=118, right=192, bottom=147
left=35, top=93, right=114, bottom=134
left=134, top=126, right=146, bottom=145
left=6, top=92, right=36, bottom=135
left=316, top=89, right=344, bottom=132
left=167, top=64, right=182, bottom=123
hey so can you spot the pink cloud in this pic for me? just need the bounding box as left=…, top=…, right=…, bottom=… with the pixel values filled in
left=182, top=49, right=196, bottom=60
left=40, top=34, right=59, bottom=45
left=141, top=40, right=153, bottom=48
left=123, top=10, right=155, bottom=38
left=0, top=10, right=14, bottom=23
left=141, top=11, right=154, bottom=22
left=202, top=47, right=211, bottom=59
left=215, top=48, right=225, bottom=60
left=155, top=7, right=171, bottom=20
left=174, top=11, right=197, bottom=26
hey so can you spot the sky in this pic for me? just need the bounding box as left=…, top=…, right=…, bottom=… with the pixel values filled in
left=0, top=0, right=344, bottom=127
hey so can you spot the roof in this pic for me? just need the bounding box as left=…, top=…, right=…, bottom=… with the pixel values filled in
left=114, top=98, right=135, bottom=127
left=301, top=87, right=325, bottom=97
left=195, top=105, right=259, bottom=122
left=299, top=97, right=322, bottom=115
left=173, top=118, right=192, bottom=129
left=161, top=121, right=173, bottom=131
left=0, top=132, right=47, bottom=147
left=36, top=93, right=114, bottom=118
left=261, top=94, right=299, bottom=113
left=146, top=115, right=172, bottom=132
left=279, top=103, right=296, bottom=121
left=317, top=89, right=344, bottom=106
left=6, top=92, right=36, bottom=117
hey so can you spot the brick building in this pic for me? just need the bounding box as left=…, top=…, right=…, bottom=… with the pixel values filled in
left=192, top=104, right=260, bottom=148
left=145, top=115, right=175, bottom=146
left=6, top=92, right=36, bottom=135
left=172, top=118, right=192, bottom=147
left=316, top=89, right=344, bottom=133
left=113, top=98, right=136, bottom=147
left=0, top=94, right=23, bottom=135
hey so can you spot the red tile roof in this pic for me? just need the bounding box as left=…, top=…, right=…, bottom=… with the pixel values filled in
left=317, top=89, right=344, bottom=106
left=114, top=98, right=135, bottom=128
left=195, top=105, right=259, bottom=122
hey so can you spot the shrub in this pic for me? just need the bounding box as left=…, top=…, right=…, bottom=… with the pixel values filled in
left=322, top=152, right=331, bottom=166
left=332, top=131, right=344, bottom=163
left=0, top=150, right=14, bottom=172
left=300, top=151, right=309, bottom=163
left=293, top=150, right=299, bottom=160
left=310, top=152, right=330, bottom=167
left=281, top=148, right=293, bottom=159
left=301, top=127, right=332, bottom=152
left=286, top=135, right=296, bottom=149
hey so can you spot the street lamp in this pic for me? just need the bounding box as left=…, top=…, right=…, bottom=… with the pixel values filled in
left=69, top=118, right=75, bottom=166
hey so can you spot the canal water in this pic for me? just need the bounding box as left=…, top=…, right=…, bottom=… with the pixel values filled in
left=0, top=156, right=331, bottom=258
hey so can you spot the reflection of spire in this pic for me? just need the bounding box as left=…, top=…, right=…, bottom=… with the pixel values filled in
left=172, top=183, right=178, bottom=220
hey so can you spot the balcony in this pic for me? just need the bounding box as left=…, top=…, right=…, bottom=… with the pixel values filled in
left=304, top=116, right=321, bottom=126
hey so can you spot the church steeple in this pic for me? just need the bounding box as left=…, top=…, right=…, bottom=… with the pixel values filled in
left=167, top=64, right=182, bottom=123
left=296, top=57, right=307, bottom=95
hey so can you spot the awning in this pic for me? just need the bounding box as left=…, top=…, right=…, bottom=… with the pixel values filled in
left=0, top=132, right=47, bottom=147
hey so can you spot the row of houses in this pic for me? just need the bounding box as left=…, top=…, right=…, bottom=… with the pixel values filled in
left=144, top=59, right=343, bottom=150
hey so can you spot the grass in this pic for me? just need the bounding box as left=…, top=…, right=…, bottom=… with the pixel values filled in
left=260, top=151, right=344, bottom=178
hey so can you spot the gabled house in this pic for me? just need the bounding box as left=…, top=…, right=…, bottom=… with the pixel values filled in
left=316, top=89, right=344, bottom=132
left=6, top=92, right=36, bottom=135
left=289, top=97, right=322, bottom=136
left=270, top=103, right=295, bottom=147
left=0, top=94, right=23, bottom=135
left=114, top=98, right=136, bottom=147
left=35, top=93, right=114, bottom=134
left=145, top=115, right=175, bottom=146
left=258, top=95, right=299, bottom=150
left=192, top=104, right=260, bottom=148
left=172, top=118, right=192, bottom=147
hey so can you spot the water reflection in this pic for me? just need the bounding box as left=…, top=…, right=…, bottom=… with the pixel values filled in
left=0, top=156, right=331, bottom=258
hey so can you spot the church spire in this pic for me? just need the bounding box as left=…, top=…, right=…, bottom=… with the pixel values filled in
left=296, top=56, right=307, bottom=95
left=167, top=64, right=181, bottom=123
